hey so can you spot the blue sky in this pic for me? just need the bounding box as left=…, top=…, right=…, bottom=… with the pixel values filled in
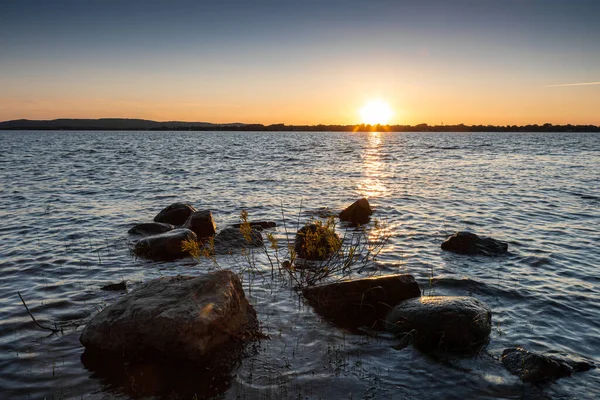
left=1, top=0, right=598, bottom=124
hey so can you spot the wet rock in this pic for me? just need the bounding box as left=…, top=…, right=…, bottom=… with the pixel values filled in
left=230, top=221, right=276, bottom=231
left=303, top=274, right=421, bottom=331
left=80, top=270, right=258, bottom=361
left=101, top=281, right=127, bottom=291
left=385, top=296, right=492, bottom=354
left=213, top=226, right=264, bottom=254
left=339, top=198, right=373, bottom=225
left=182, top=210, right=217, bottom=239
left=441, top=231, right=508, bottom=255
left=502, top=347, right=595, bottom=383
left=133, top=228, right=197, bottom=261
left=153, top=203, right=197, bottom=226
left=294, top=224, right=341, bottom=261
left=128, top=222, right=174, bottom=236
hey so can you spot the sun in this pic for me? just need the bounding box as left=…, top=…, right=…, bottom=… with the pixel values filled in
left=359, top=100, right=393, bottom=125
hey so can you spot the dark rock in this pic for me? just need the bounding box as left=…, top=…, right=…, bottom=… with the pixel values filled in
left=231, top=221, right=277, bottom=231
left=385, top=296, right=492, bottom=354
left=101, top=281, right=127, bottom=291
left=303, top=274, right=421, bottom=331
left=133, top=228, right=197, bottom=261
left=128, top=222, right=174, bottom=236
left=80, top=271, right=258, bottom=361
left=294, top=224, right=341, bottom=261
left=441, top=231, right=508, bottom=255
left=339, top=198, right=373, bottom=225
left=153, top=203, right=197, bottom=226
left=502, top=347, right=595, bottom=383
left=182, top=210, right=217, bottom=239
left=213, top=226, right=264, bottom=254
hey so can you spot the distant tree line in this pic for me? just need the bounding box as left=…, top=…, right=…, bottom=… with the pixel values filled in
left=0, top=119, right=598, bottom=132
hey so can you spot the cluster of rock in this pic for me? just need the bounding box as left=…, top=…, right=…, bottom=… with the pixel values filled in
left=129, top=202, right=272, bottom=261
left=79, top=198, right=593, bottom=388
left=304, top=274, right=492, bottom=354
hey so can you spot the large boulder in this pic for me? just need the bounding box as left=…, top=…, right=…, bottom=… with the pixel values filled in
left=182, top=210, right=217, bottom=239
left=303, top=274, right=421, bottom=331
left=441, top=231, right=508, bottom=255
left=294, top=223, right=341, bottom=261
left=502, top=348, right=595, bottom=383
left=385, top=296, right=492, bottom=353
left=128, top=222, right=174, bottom=236
left=153, top=203, right=197, bottom=226
left=80, top=271, right=258, bottom=361
left=339, top=198, right=373, bottom=225
left=213, top=226, right=264, bottom=255
left=133, top=228, right=197, bottom=261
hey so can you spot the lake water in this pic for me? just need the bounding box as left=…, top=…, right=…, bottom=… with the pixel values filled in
left=0, top=130, right=599, bottom=399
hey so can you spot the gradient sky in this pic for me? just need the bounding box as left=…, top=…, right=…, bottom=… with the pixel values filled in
left=1, top=0, right=598, bottom=125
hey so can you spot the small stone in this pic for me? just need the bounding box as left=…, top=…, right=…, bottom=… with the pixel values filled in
left=101, top=281, right=127, bottom=291
left=182, top=210, right=217, bottom=239
left=339, top=198, right=373, bottom=225
left=441, top=231, right=508, bottom=255
left=153, top=203, right=197, bottom=226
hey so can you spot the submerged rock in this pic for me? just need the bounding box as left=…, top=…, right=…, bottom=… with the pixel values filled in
left=133, top=228, right=197, bottom=261
left=294, top=224, right=341, bottom=261
left=213, top=226, right=264, bottom=254
left=230, top=221, right=277, bottom=231
left=339, top=198, right=373, bottom=225
left=101, top=281, right=127, bottom=291
left=80, top=270, right=258, bottom=361
left=385, top=296, right=492, bottom=354
left=182, top=210, right=217, bottom=239
left=153, top=203, right=197, bottom=226
left=502, top=347, right=595, bottom=383
left=303, top=274, right=421, bottom=331
left=128, top=222, right=174, bottom=236
left=441, top=231, right=508, bottom=255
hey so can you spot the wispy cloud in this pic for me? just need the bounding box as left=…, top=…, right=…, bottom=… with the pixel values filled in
left=547, top=81, right=600, bottom=87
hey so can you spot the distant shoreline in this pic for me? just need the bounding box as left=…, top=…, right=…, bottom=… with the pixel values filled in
left=0, top=118, right=598, bottom=132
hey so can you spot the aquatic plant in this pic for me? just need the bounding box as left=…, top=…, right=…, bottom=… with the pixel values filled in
left=183, top=206, right=392, bottom=290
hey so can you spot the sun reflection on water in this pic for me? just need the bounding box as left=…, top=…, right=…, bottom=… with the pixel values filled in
left=358, top=131, right=391, bottom=199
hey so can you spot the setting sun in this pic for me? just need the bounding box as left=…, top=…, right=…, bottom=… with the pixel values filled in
left=359, top=100, right=393, bottom=125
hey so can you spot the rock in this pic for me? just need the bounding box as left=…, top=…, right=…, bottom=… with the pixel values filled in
left=441, top=231, right=508, bottom=255
left=502, top=347, right=595, bottom=383
left=80, top=270, right=258, bottom=361
left=101, top=281, right=127, bottom=291
left=213, top=226, right=264, bottom=254
left=303, top=274, right=421, bottom=331
left=182, top=210, right=217, bottom=239
left=294, top=223, right=341, bottom=261
left=133, top=228, right=197, bottom=261
left=128, top=222, right=174, bottom=236
left=153, top=203, right=197, bottom=226
left=385, top=296, right=492, bottom=353
left=339, top=198, right=373, bottom=225
left=231, top=221, right=277, bottom=231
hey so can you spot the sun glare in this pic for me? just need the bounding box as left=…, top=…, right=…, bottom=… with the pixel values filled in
left=359, top=100, right=393, bottom=125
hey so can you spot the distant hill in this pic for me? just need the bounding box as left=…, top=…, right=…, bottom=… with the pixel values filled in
left=0, top=118, right=598, bottom=132
left=0, top=118, right=247, bottom=130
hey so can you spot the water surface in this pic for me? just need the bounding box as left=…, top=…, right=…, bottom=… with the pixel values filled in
left=1, top=131, right=599, bottom=399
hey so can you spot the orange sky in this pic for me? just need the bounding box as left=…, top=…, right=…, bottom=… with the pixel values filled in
left=1, top=1, right=599, bottom=126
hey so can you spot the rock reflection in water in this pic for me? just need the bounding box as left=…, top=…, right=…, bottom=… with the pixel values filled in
left=81, top=348, right=241, bottom=399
